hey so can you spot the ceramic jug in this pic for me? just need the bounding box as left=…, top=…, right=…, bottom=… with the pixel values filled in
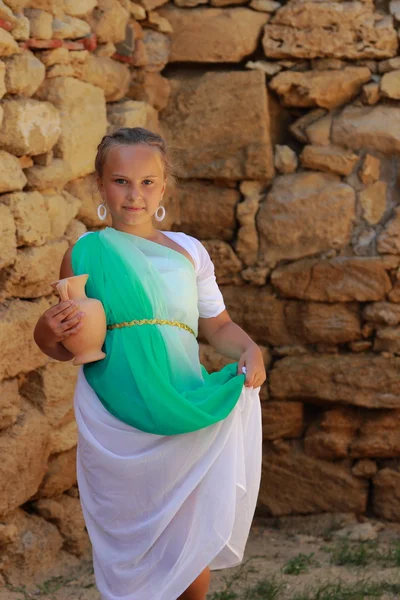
left=51, top=274, right=106, bottom=366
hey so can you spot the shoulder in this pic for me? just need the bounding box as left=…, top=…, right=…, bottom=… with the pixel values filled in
left=164, top=231, right=211, bottom=273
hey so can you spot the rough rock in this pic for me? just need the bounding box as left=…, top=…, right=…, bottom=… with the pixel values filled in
left=332, top=105, right=400, bottom=154
left=271, top=257, right=391, bottom=301
left=127, top=71, right=170, bottom=111
left=373, top=325, right=400, bottom=354
left=64, top=218, right=87, bottom=245
left=381, top=69, right=400, bottom=99
left=0, top=298, right=50, bottom=379
left=0, top=204, right=16, bottom=269
left=159, top=6, right=268, bottom=62
left=362, top=82, right=380, bottom=105
left=11, top=13, right=30, bottom=40
left=142, top=29, right=171, bottom=71
left=262, top=402, right=303, bottom=440
left=0, top=378, right=21, bottom=430
left=246, top=59, right=282, bottom=77
left=87, top=0, right=129, bottom=43
left=300, top=145, right=358, bottom=176
left=35, top=77, right=107, bottom=179
left=274, top=144, right=298, bottom=174
left=286, top=302, right=362, bottom=344
left=65, top=173, right=104, bottom=228
left=359, top=181, right=387, bottom=225
left=351, top=410, right=400, bottom=458
left=259, top=442, right=368, bottom=516
left=0, top=150, right=27, bottom=193
left=373, top=468, right=400, bottom=520
left=352, top=459, right=378, bottom=478
left=107, top=100, right=159, bottom=133
left=1, top=191, right=51, bottom=246
left=3, top=239, right=68, bottom=298
left=4, top=50, right=45, bottom=97
left=379, top=56, right=400, bottom=73
left=0, top=98, right=60, bottom=156
left=52, top=15, right=91, bottom=39
left=50, top=420, right=78, bottom=454
left=270, top=354, right=400, bottom=409
left=37, top=46, right=69, bottom=67
left=75, top=54, right=130, bottom=102
left=36, top=447, right=77, bottom=498
left=363, top=302, right=400, bottom=326
left=359, top=154, right=380, bottom=184
left=139, top=0, right=169, bottom=10
left=236, top=181, right=264, bottom=266
left=161, top=70, right=274, bottom=180
left=45, top=191, right=81, bottom=238
left=0, top=406, right=50, bottom=516
left=257, top=172, right=355, bottom=267
left=0, top=27, right=19, bottom=56
left=289, top=108, right=327, bottom=144
left=26, top=0, right=64, bottom=13
left=24, top=159, right=72, bottom=190
left=377, top=206, right=400, bottom=254
left=172, top=180, right=239, bottom=241
left=0, top=509, right=63, bottom=585
left=202, top=240, right=242, bottom=285
left=270, top=67, right=371, bottom=109
left=64, top=0, right=97, bottom=17
left=333, top=522, right=379, bottom=542
left=251, top=0, right=280, bottom=11
left=145, top=11, right=173, bottom=33
left=262, top=2, right=397, bottom=60
left=24, top=8, right=53, bottom=39
left=304, top=408, right=362, bottom=460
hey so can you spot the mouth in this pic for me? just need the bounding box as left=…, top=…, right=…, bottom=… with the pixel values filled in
left=123, top=207, right=145, bottom=212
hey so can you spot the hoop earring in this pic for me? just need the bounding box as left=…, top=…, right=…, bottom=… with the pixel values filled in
left=97, top=202, right=107, bottom=221
left=155, top=205, right=166, bottom=222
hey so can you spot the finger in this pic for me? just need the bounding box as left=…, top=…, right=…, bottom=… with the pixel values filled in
left=59, top=320, right=84, bottom=340
left=57, top=303, right=81, bottom=323
left=237, top=358, right=245, bottom=376
left=59, top=312, right=85, bottom=332
left=48, top=300, right=75, bottom=317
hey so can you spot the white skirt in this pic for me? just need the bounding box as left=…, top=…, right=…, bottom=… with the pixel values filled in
left=74, top=368, right=262, bottom=600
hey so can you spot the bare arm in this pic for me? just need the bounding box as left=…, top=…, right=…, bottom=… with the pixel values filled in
left=33, top=246, right=85, bottom=361
left=199, top=310, right=266, bottom=388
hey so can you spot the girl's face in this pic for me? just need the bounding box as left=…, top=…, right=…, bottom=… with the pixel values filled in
left=98, top=143, right=166, bottom=229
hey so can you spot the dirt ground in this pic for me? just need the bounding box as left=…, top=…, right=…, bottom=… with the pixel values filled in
left=3, top=514, right=400, bottom=600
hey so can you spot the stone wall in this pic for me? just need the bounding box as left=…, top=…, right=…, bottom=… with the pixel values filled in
left=2, top=0, right=400, bottom=585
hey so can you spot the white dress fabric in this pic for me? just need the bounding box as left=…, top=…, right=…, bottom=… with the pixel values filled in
left=74, top=231, right=262, bottom=600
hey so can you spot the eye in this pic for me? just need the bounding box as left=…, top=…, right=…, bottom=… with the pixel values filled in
left=143, top=179, right=154, bottom=186
left=115, top=178, right=127, bottom=185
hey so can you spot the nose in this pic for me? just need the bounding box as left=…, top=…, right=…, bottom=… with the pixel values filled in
left=127, top=183, right=141, bottom=202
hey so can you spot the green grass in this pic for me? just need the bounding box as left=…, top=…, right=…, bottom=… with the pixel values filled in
left=326, top=539, right=400, bottom=568
left=292, top=579, right=400, bottom=600
left=283, top=553, right=316, bottom=575
left=209, top=576, right=283, bottom=600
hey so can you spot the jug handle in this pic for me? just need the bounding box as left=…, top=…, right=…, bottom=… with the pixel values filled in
left=56, top=279, right=69, bottom=302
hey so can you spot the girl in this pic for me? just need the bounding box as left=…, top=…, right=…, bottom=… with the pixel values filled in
left=34, top=127, right=265, bottom=600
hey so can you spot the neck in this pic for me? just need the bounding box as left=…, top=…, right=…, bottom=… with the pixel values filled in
left=111, top=220, right=160, bottom=241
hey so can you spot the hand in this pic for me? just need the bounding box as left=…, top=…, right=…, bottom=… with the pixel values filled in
left=35, top=300, right=85, bottom=348
left=237, top=343, right=266, bottom=388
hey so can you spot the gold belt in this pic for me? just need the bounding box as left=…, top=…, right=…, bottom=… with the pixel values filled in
left=107, top=318, right=195, bottom=337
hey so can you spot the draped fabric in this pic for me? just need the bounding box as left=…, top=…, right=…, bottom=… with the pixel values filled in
left=71, top=228, right=245, bottom=435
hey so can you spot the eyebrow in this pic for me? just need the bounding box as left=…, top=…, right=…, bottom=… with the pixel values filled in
left=111, top=173, right=159, bottom=177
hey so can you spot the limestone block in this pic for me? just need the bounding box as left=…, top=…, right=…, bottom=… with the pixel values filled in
left=0, top=99, right=60, bottom=156
left=52, top=15, right=91, bottom=38
left=50, top=420, right=78, bottom=454
left=200, top=343, right=236, bottom=373
left=87, top=0, right=129, bottom=43
left=262, top=402, right=303, bottom=440
left=257, top=173, right=355, bottom=267
left=262, top=2, right=397, bottom=60
left=202, top=240, right=242, bottom=285
left=271, top=257, right=391, bottom=302
left=285, top=302, right=362, bottom=345
left=128, top=71, right=170, bottom=111
left=21, top=361, right=78, bottom=428
left=0, top=150, right=27, bottom=193
left=377, top=206, right=400, bottom=254
left=236, top=181, right=264, bottom=266
left=142, top=29, right=170, bottom=71
left=0, top=509, right=62, bottom=585
left=0, top=27, right=19, bottom=56
left=259, top=441, right=368, bottom=516
left=107, top=99, right=159, bottom=133
left=45, top=191, right=81, bottom=238
left=161, top=70, right=274, bottom=180
left=246, top=59, right=281, bottom=77
left=64, top=218, right=86, bottom=244
left=304, top=408, right=362, bottom=460
left=274, top=144, right=297, bottom=174
left=0, top=405, right=51, bottom=516
left=351, top=411, right=400, bottom=458
left=359, top=154, right=380, bottom=185
left=36, top=447, right=77, bottom=498
left=24, top=158, right=72, bottom=190
left=251, top=0, right=280, bottom=11
left=175, top=0, right=207, bottom=6
left=352, top=459, right=377, bottom=478
left=0, top=378, right=21, bottom=430
left=4, top=50, right=45, bottom=96
left=332, top=105, right=400, bottom=154
left=373, top=325, right=400, bottom=354
left=172, top=180, right=239, bottom=241
left=65, top=173, right=104, bottom=228
left=0, top=0, right=17, bottom=24
left=289, top=108, right=326, bottom=144
left=270, top=67, right=371, bottom=109
left=159, top=6, right=268, bottom=62
left=11, top=13, right=30, bottom=40
left=24, top=8, right=53, bottom=39
left=3, top=239, right=68, bottom=298
left=34, top=495, right=89, bottom=556
left=373, top=468, right=400, bottom=520
left=300, top=145, right=358, bottom=176
left=1, top=191, right=51, bottom=246
left=362, top=82, right=380, bottom=105
left=379, top=56, right=400, bottom=73
left=359, top=181, right=387, bottom=225
left=75, top=54, right=130, bottom=102
left=64, top=0, right=97, bottom=17
left=270, top=354, right=400, bottom=409
left=138, top=0, right=168, bottom=10
left=35, top=77, right=107, bottom=178
left=26, top=0, right=64, bottom=13
left=363, top=302, right=400, bottom=326
left=381, top=69, right=400, bottom=99
left=0, top=204, right=16, bottom=270
left=145, top=11, right=173, bottom=33
left=129, top=1, right=146, bottom=18
left=37, top=46, right=69, bottom=66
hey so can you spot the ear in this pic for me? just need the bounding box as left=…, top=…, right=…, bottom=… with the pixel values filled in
left=160, top=179, right=166, bottom=199
left=97, top=176, right=104, bottom=198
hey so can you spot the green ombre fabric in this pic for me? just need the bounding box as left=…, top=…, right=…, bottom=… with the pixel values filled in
left=71, top=228, right=245, bottom=435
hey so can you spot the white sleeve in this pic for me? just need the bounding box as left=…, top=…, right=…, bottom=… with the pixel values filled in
left=193, top=239, right=226, bottom=319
